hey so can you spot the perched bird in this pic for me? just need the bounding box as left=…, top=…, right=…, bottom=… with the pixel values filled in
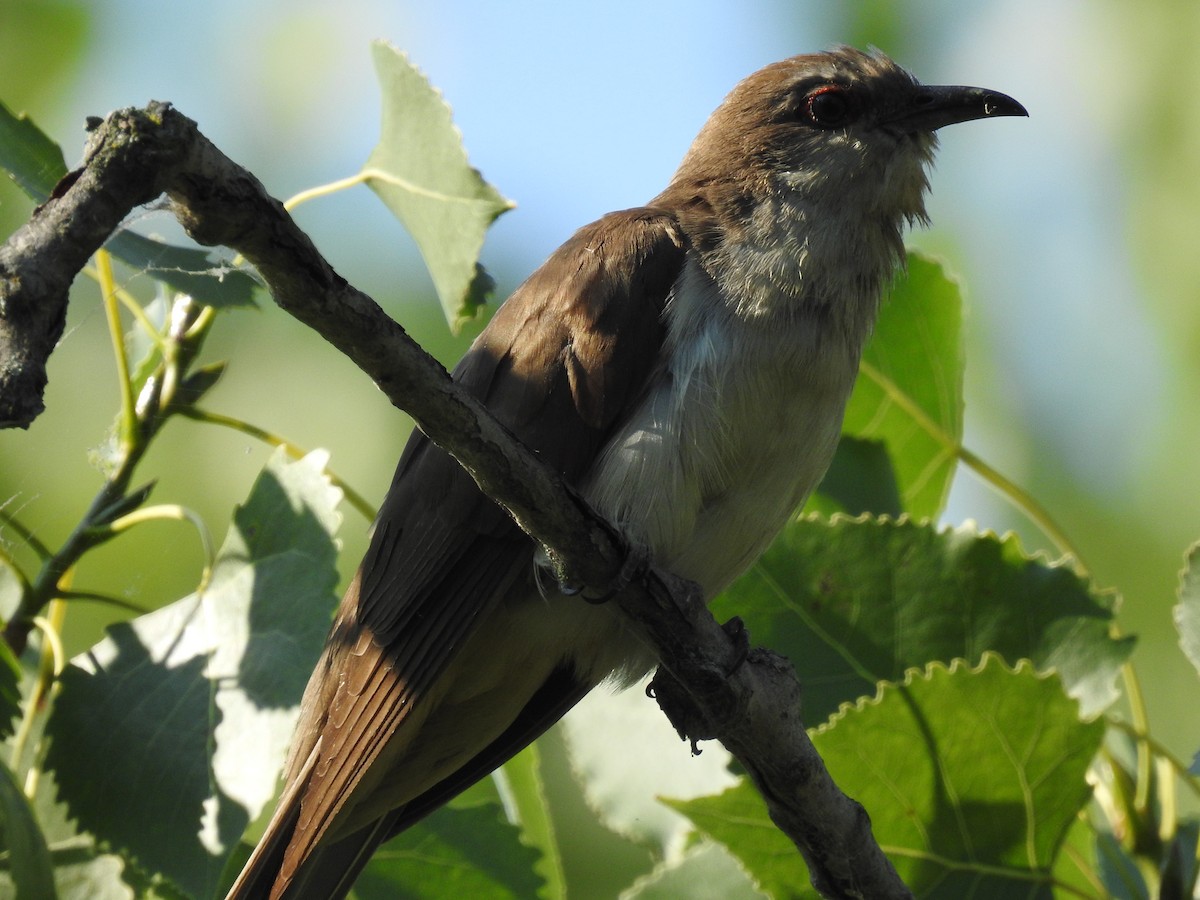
left=229, top=46, right=1026, bottom=898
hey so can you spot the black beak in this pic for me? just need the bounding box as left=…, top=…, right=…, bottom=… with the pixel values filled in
left=884, top=84, right=1028, bottom=132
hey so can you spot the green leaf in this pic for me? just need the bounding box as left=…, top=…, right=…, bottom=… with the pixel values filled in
left=665, top=781, right=803, bottom=900
left=838, top=253, right=964, bottom=520
left=354, top=801, right=546, bottom=900
left=48, top=853, right=139, bottom=900
left=713, top=517, right=1132, bottom=724
left=0, top=6, right=89, bottom=128
left=105, top=231, right=260, bottom=310
left=0, top=757, right=57, bottom=900
left=364, top=41, right=513, bottom=330
left=1094, top=831, right=1149, bottom=900
left=811, top=436, right=903, bottom=518
left=1052, top=815, right=1109, bottom=900
left=559, top=679, right=739, bottom=851
left=6, top=764, right=144, bottom=900
left=622, top=842, right=766, bottom=899
left=1174, top=540, right=1200, bottom=677
left=501, top=744, right=564, bottom=899
left=0, top=638, right=21, bottom=741
left=0, top=100, right=68, bottom=198
left=44, top=449, right=341, bottom=900
left=671, top=657, right=1105, bottom=899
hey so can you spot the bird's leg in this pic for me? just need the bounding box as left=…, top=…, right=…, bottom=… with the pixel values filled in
left=534, top=536, right=652, bottom=604
left=646, top=616, right=753, bottom=755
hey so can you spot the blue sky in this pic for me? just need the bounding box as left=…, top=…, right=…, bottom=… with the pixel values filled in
left=10, top=0, right=1200, bottom=762
left=35, top=0, right=1164, bottom=531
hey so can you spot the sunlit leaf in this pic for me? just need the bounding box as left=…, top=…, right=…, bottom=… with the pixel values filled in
left=1053, top=815, right=1108, bottom=900
left=670, top=657, right=1104, bottom=898
left=364, top=41, right=513, bottom=330
left=501, top=744, right=564, bottom=899
left=44, top=450, right=341, bottom=900
left=0, top=99, right=67, bottom=198
left=622, top=841, right=765, bottom=899
left=559, top=678, right=738, bottom=851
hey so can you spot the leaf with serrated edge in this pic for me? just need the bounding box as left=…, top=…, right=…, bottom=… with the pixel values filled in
left=836, top=253, right=964, bottom=520
left=44, top=449, right=341, bottom=900
left=669, top=656, right=1104, bottom=899
left=560, top=675, right=740, bottom=852
left=364, top=41, right=513, bottom=330
left=713, top=516, right=1131, bottom=724
left=621, top=841, right=766, bottom=900
left=355, top=801, right=545, bottom=899
left=0, top=757, right=56, bottom=900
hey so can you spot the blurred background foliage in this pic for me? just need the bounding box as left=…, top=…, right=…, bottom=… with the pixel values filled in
left=1, top=0, right=1198, bottom=837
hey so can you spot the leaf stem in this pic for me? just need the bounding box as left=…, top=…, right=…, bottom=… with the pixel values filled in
left=81, top=263, right=170, bottom=351
left=954, top=446, right=1088, bottom=574
left=103, top=504, right=216, bottom=592
left=54, top=590, right=147, bottom=614
left=9, top=597, right=67, bottom=796
left=859, top=360, right=1084, bottom=570
left=860, top=356, right=1156, bottom=844
left=283, top=173, right=371, bottom=212
left=1108, top=719, right=1199, bottom=801
left=2, top=295, right=213, bottom=655
left=0, top=504, right=52, bottom=561
left=96, top=250, right=138, bottom=448
left=175, top=406, right=376, bottom=521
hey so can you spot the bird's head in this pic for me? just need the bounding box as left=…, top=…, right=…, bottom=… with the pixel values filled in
left=674, top=47, right=1026, bottom=228
left=658, top=47, right=1026, bottom=323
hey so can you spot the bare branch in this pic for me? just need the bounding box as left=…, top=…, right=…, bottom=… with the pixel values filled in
left=0, top=103, right=910, bottom=899
left=0, top=112, right=177, bottom=426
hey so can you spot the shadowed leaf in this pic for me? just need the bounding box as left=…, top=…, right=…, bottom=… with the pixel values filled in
left=44, top=450, right=341, bottom=899
left=716, top=517, right=1132, bottom=724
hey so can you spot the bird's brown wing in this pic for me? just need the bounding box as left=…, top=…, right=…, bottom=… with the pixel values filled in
left=228, top=208, right=686, bottom=899
left=259, top=665, right=592, bottom=900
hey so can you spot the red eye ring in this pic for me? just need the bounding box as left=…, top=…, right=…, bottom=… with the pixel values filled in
left=805, top=85, right=853, bottom=127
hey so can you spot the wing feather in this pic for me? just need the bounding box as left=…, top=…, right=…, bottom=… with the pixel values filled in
left=233, top=208, right=686, bottom=899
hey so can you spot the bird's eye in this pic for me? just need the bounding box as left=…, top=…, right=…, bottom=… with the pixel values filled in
left=804, top=85, right=854, bottom=128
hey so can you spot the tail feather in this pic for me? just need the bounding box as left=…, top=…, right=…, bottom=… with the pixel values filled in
left=275, top=816, right=396, bottom=900
left=227, top=665, right=590, bottom=897
left=224, top=743, right=320, bottom=900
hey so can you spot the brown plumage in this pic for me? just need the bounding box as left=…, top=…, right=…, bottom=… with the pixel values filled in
left=228, top=47, right=1024, bottom=899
